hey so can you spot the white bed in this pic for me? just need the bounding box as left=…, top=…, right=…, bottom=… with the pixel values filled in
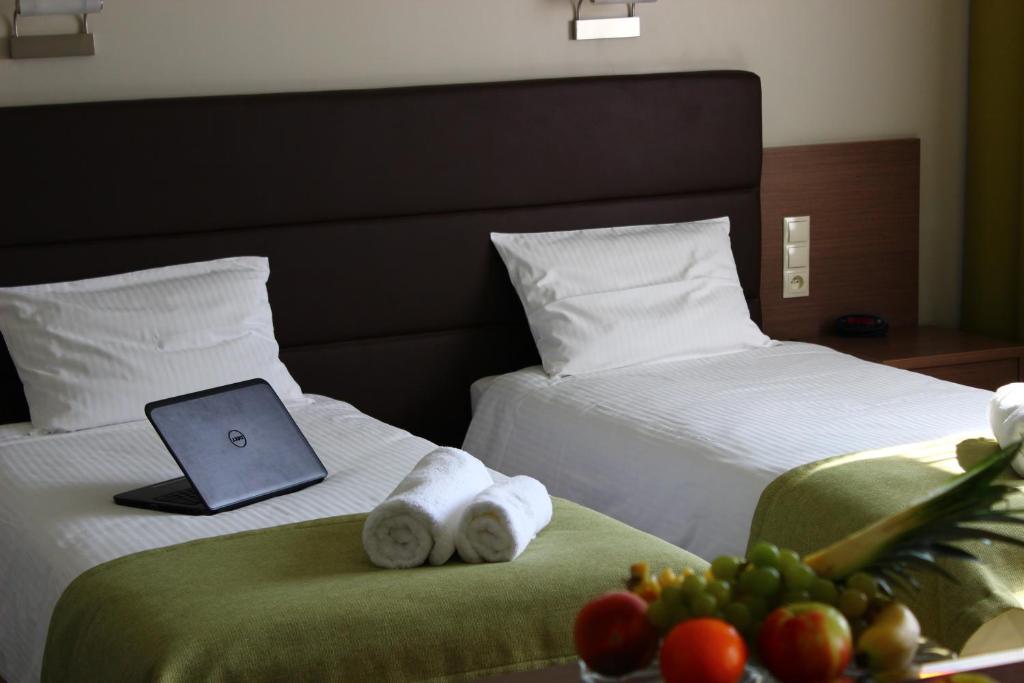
left=0, top=394, right=456, bottom=683
left=464, top=342, right=993, bottom=561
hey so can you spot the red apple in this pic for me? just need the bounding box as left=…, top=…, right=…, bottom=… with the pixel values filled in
left=574, top=591, right=660, bottom=676
left=758, top=602, right=852, bottom=683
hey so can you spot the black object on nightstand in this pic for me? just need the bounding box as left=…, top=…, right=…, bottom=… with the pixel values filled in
left=836, top=314, right=889, bottom=338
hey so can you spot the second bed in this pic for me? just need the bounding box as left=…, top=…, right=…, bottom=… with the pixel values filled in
left=465, top=341, right=992, bottom=560
left=462, top=342, right=1024, bottom=651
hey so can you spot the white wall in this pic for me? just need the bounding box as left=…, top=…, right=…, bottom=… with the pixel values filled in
left=0, top=0, right=969, bottom=325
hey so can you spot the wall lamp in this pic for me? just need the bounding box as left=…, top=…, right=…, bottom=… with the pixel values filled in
left=573, top=0, right=657, bottom=41
left=10, top=0, right=103, bottom=60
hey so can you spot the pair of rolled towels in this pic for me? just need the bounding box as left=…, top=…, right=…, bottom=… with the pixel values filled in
left=362, top=447, right=553, bottom=569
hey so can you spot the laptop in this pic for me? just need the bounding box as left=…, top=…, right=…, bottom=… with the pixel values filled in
left=114, top=378, right=327, bottom=515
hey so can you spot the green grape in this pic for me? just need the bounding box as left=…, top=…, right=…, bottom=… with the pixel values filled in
left=740, top=595, right=769, bottom=621
left=782, top=561, right=817, bottom=591
left=681, top=573, right=707, bottom=600
left=646, top=599, right=671, bottom=630
left=723, top=602, right=753, bottom=631
left=740, top=566, right=782, bottom=597
left=667, top=602, right=692, bottom=627
left=838, top=588, right=869, bottom=619
left=690, top=591, right=718, bottom=617
left=809, top=577, right=839, bottom=605
left=737, top=566, right=755, bottom=593
left=660, top=584, right=684, bottom=606
left=711, top=555, right=742, bottom=580
left=778, top=548, right=802, bottom=572
left=748, top=541, right=781, bottom=568
left=847, top=572, right=879, bottom=597
left=707, top=579, right=732, bottom=604
left=782, top=589, right=811, bottom=604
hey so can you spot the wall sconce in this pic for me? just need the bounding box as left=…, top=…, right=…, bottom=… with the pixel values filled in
left=573, top=0, right=657, bottom=41
left=10, top=0, right=103, bottom=60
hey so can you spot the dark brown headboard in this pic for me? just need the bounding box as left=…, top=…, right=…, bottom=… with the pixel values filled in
left=0, top=71, right=763, bottom=444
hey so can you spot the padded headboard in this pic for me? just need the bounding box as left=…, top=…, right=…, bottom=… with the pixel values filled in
left=0, top=71, right=763, bottom=444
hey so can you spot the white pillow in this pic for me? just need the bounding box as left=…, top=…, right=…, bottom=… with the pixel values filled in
left=0, top=256, right=306, bottom=432
left=491, top=218, right=772, bottom=377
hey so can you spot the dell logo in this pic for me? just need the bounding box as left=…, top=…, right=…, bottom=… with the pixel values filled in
left=228, top=430, right=247, bottom=448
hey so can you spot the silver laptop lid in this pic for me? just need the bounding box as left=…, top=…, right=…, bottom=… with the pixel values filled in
left=146, top=379, right=326, bottom=511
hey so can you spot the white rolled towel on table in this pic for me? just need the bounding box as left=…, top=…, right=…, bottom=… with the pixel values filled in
left=363, top=447, right=494, bottom=569
left=989, top=383, right=1024, bottom=476
left=456, top=475, right=553, bottom=563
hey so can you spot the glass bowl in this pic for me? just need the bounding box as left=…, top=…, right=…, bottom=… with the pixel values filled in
left=579, top=659, right=769, bottom=682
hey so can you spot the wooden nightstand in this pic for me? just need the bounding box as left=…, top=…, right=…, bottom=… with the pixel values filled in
left=803, top=326, right=1024, bottom=391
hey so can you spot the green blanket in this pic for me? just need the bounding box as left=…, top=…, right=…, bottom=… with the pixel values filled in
left=43, top=498, right=705, bottom=683
left=748, top=434, right=1024, bottom=652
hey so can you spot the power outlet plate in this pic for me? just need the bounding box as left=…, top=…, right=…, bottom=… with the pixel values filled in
left=782, top=216, right=810, bottom=299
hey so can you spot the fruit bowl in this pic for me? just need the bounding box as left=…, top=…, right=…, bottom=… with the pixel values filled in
left=573, top=441, right=1024, bottom=683
left=578, top=659, right=661, bottom=682
left=579, top=659, right=769, bottom=682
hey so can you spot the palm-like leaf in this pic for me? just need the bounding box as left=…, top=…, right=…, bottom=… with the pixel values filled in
left=803, top=442, right=1024, bottom=584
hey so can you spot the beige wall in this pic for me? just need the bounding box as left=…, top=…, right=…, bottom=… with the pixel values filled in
left=0, top=0, right=969, bottom=325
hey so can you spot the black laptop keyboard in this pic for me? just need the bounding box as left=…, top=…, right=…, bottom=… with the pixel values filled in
left=154, top=487, right=204, bottom=506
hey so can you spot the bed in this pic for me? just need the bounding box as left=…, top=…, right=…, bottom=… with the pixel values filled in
left=1, top=395, right=700, bottom=682
left=465, top=343, right=993, bottom=560
left=462, top=351, right=1024, bottom=653
left=0, top=72, right=753, bottom=681
left=451, top=78, right=1023, bottom=651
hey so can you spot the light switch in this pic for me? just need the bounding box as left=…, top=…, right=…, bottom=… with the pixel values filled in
left=786, top=217, right=810, bottom=244
left=786, top=245, right=809, bottom=269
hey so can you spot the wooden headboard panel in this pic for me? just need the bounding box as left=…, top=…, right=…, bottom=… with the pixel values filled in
left=760, top=139, right=920, bottom=339
left=0, top=71, right=764, bottom=444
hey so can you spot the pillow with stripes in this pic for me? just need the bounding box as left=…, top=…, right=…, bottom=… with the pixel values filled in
left=0, top=256, right=306, bottom=432
left=491, top=218, right=772, bottom=377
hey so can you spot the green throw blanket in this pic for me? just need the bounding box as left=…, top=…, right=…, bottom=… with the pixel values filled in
left=748, top=434, right=1024, bottom=652
left=43, top=498, right=705, bottom=682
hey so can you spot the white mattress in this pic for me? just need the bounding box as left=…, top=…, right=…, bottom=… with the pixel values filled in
left=464, top=342, right=993, bottom=561
left=0, top=395, right=442, bottom=683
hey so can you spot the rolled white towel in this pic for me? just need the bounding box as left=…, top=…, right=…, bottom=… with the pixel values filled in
left=455, top=476, right=553, bottom=563
left=989, top=383, right=1024, bottom=475
left=363, top=447, right=494, bottom=568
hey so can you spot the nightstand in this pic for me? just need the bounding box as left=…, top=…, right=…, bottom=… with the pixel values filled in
left=803, top=326, right=1024, bottom=391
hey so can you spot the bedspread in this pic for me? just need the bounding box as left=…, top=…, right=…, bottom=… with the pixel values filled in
left=43, top=498, right=705, bottom=683
left=748, top=434, right=1024, bottom=652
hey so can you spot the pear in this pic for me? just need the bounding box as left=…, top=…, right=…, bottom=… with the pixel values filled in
left=857, top=601, right=920, bottom=672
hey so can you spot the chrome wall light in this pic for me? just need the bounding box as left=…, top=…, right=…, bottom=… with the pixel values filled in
left=573, top=0, right=657, bottom=41
left=10, top=0, right=104, bottom=60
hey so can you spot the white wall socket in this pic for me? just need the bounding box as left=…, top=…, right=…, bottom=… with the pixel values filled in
left=784, top=269, right=810, bottom=298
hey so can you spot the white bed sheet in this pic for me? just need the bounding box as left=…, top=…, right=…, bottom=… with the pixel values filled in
left=464, top=342, right=993, bottom=561
left=0, top=395, right=446, bottom=683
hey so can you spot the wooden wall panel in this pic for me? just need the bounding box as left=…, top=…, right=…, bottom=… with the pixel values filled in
left=759, top=139, right=919, bottom=339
